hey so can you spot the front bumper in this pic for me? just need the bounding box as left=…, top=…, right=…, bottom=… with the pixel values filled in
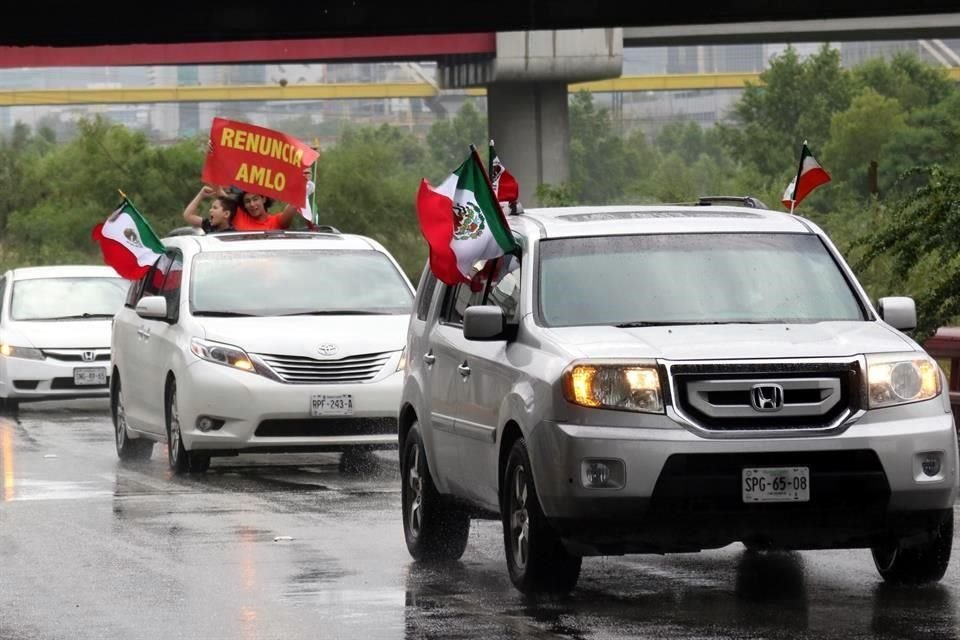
left=176, top=359, right=403, bottom=454
left=0, top=354, right=110, bottom=401
left=529, top=411, right=959, bottom=554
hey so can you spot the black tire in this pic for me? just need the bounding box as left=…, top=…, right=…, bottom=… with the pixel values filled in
left=112, top=377, right=152, bottom=461
left=401, top=424, right=470, bottom=560
left=872, top=509, right=953, bottom=585
left=502, top=438, right=581, bottom=595
left=166, top=378, right=208, bottom=474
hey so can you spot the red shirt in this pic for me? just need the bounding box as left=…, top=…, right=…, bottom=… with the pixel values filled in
left=233, top=207, right=288, bottom=231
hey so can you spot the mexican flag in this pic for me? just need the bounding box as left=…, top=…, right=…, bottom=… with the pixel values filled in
left=782, top=142, right=831, bottom=210
left=489, top=139, right=519, bottom=203
left=416, top=148, right=518, bottom=285
left=92, top=198, right=165, bottom=280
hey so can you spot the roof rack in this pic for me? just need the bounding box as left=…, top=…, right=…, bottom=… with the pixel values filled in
left=696, top=195, right=769, bottom=209
left=165, top=226, right=204, bottom=238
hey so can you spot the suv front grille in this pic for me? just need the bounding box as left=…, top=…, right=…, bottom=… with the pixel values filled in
left=253, top=351, right=392, bottom=384
left=670, top=361, right=862, bottom=431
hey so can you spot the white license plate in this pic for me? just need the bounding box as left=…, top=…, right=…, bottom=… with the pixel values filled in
left=310, top=394, right=353, bottom=416
left=742, top=467, right=810, bottom=503
left=74, top=367, right=107, bottom=386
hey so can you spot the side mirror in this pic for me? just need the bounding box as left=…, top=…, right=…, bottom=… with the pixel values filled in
left=878, top=296, right=916, bottom=332
left=136, top=295, right=168, bottom=320
left=463, top=306, right=505, bottom=341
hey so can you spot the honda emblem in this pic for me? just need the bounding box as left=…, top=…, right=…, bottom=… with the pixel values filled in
left=750, top=383, right=784, bottom=412
left=82, top=350, right=96, bottom=362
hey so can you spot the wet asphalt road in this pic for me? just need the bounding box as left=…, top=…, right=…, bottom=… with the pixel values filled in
left=0, top=402, right=958, bottom=640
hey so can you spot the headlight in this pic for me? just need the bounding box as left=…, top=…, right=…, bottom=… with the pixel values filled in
left=396, top=348, right=407, bottom=372
left=0, top=344, right=44, bottom=360
left=562, top=363, right=663, bottom=413
left=866, top=353, right=941, bottom=409
left=190, top=338, right=255, bottom=372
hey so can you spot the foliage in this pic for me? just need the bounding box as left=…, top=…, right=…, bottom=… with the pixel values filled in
left=851, top=166, right=960, bottom=340
left=425, top=100, right=487, bottom=173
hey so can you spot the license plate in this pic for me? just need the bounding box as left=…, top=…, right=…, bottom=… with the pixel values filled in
left=74, top=367, right=107, bottom=386
left=310, top=394, right=353, bottom=416
left=742, top=467, right=810, bottom=503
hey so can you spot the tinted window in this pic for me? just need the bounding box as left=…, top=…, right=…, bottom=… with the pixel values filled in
left=10, top=276, right=128, bottom=321
left=538, top=233, right=864, bottom=327
left=415, top=265, right=438, bottom=321
left=190, top=250, right=413, bottom=316
left=441, top=282, right=484, bottom=326
left=484, top=254, right=521, bottom=324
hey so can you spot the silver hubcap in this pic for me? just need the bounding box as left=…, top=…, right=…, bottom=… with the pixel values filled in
left=509, top=464, right=529, bottom=570
left=407, top=445, right=423, bottom=536
left=169, top=388, right=181, bottom=463
left=115, top=390, right=127, bottom=447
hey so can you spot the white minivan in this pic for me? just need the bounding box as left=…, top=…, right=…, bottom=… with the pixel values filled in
left=110, top=229, right=414, bottom=474
left=0, top=265, right=128, bottom=411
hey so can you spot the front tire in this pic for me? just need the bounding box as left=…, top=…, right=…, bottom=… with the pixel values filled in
left=502, top=438, right=581, bottom=595
left=112, top=377, right=152, bottom=461
left=401, top=424, right=470, bottom=560
left=166, top=378, right=208, bottom=474
left=872, top=509, right=953, bottom=585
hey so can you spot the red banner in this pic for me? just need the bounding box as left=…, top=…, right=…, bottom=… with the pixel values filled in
left=201, top=117, right=319, bottom=205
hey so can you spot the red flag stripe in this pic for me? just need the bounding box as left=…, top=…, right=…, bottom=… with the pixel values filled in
left=415, top=179, right=467, bottom=285
left=92, top=223, right=152, bottom=280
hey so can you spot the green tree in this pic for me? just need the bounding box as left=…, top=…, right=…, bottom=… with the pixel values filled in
left=823, top=89, right=907, bottom=188
left=853, top=52, right=953, bottom=112
left=852, top=165, right=960, bottom=339
left=314, top=123, right=432, bottom=279
left=724, top=44, right=853, bottom=180
left=425, top=101, right=487, bottom=172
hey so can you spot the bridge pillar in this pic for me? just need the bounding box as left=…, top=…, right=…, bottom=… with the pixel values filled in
left=440, top=29, right=622, bottom=205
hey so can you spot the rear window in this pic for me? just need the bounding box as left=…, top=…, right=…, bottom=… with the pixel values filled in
left=538, top=233, right=865, bottom=327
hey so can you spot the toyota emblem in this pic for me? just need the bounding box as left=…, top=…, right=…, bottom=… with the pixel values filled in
left=317, top=344, right=338, bottom=356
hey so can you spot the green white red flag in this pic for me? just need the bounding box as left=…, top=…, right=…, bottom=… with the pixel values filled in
left=782, top=142, right=831, bottom=210
left=92, top=197, right=165, bottom=280
left=488, top=139, right=519, bottom=203
left=416, top=147, right=518, bottom=285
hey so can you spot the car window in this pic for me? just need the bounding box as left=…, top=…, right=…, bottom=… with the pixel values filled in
left=140, top=252, right=175, bottom=300
left=483, top=254, right=521, bottom=324
left=9, top=276, right=128, bottom=321
left=160, top=250, right=183, bottom=322
left=441, top=281, right=484, bottom=326
left=0, top=276, right=6, bottom=318
left=189, top=249, right=413, bottom=316
left=415, top=265, right=438, bottom=321
left=538, top=233, right=865, bottom=327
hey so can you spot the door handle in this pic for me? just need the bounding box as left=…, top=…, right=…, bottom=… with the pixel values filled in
left=137, top=327, right=151, bottom=339
left=423, top=352, right=436, bottom=365
left=457, top=362, right=471, bottom=377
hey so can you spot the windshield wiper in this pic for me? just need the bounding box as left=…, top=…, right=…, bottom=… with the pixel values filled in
left=615, top=320, right=728, bottom=328
left=39, top=313, right=115, bottom=320
left=192, top=311, right=260, bottom=317
left=278, top=310, right=390, bottom=316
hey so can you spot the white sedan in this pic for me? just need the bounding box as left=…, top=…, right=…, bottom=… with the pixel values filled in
left=110, top=230, right=413, bottom=474
left=0, top=265, right=128, bottom=411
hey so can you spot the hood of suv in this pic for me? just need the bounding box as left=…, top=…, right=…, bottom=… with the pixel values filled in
left=546, top=321, right=916, bottom=361
left=197, top=314, right=409, bottom=358
left=5, top=319, right=113, bottom=349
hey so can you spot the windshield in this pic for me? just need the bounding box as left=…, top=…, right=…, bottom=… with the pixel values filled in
left=190, top=249, right=414, bottom=316
left=10, top=276, right=129, bottom=321
left=538, top=233, right=865, bottom=327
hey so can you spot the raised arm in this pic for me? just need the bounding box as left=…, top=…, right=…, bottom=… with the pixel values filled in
left=183, top=185, right=216, bottom=227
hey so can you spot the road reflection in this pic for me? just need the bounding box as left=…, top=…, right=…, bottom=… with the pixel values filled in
left=1, top=420, right=15, bottom=501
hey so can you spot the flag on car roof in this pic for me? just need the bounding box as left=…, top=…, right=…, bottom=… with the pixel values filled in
left=782, top=142, right=831, bottom=211
left=488, top=139, right=519, bottom=204
left=416, top=146, right=519, bottom=285
left=92, top=196, right=165, bottom=280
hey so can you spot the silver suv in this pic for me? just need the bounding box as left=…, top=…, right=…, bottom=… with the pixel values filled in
left=399, top=199, right=958, bottom=595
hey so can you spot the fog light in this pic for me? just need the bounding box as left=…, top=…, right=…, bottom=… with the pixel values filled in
left=921, top=453, right=942, bottom=477
left=581, top=459, right=625, bottom=489
left=196, top=416, right=224, bottom=432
